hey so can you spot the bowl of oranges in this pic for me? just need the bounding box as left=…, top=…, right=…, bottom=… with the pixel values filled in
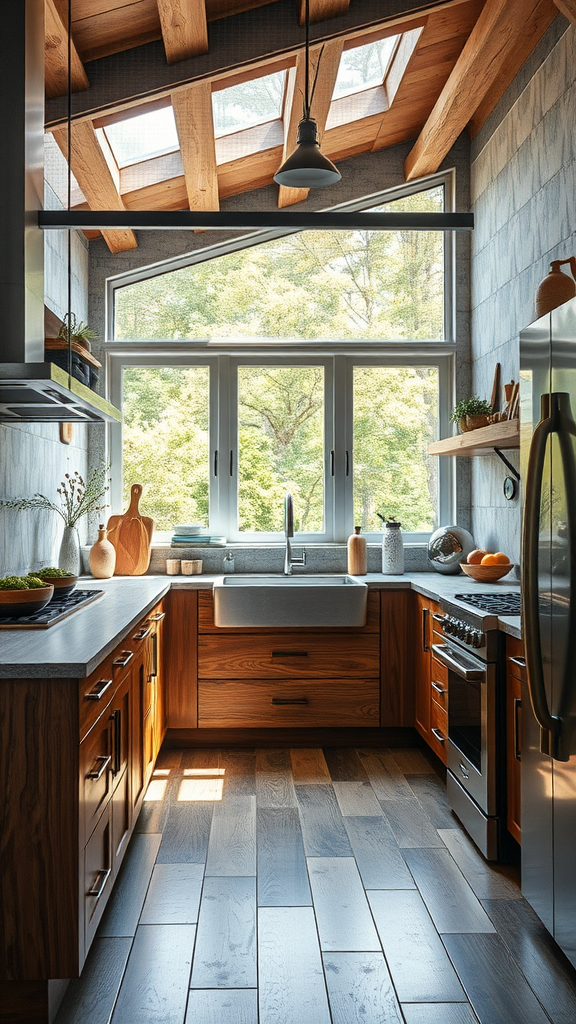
left=460, top=549, right=513, bottom=582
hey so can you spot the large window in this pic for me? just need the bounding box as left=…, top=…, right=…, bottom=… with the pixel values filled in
left=108, top=179, right=454, bottom=542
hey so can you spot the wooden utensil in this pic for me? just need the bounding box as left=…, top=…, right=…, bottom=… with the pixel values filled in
left=106, top=484, right=154, bottom=576
left=490, top=362, right=501, bottom=413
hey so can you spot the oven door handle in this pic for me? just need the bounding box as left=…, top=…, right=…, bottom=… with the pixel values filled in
left=431, top=643, right=484, bottom=681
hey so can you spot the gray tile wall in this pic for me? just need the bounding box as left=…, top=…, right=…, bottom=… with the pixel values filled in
left=470, top=18, right=575, bottom=565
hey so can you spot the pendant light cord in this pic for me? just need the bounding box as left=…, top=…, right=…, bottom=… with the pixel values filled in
left=304, top=0, right=310, bottom=118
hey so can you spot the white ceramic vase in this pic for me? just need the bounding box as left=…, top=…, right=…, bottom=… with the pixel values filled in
left=58, top=525, right=81, bottom=576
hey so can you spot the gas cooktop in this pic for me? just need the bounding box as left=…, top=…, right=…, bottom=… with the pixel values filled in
left=0, top=588, right=104, bottom=628
left=455, top=592, right=521, bottom=615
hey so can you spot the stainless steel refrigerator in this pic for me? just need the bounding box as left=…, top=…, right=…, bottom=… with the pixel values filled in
left=520, top=294, right=576, bottom=968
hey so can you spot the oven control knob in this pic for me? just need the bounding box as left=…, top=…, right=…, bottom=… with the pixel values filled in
left=471, top=629, right=483, bottom=648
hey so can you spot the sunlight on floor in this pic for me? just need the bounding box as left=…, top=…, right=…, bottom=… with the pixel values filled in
left=177, top=778, right=224, bottom=801
left=143, top=779, right=168, bottom=801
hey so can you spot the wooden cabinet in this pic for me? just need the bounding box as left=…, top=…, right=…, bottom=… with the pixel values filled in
left=0, top=599, right=167, bottom=1007
left=195, top=589, right=381, bottom=729
left=413, top=592, right=448, bottom=764
left=506, top=634, right=524, bottom=844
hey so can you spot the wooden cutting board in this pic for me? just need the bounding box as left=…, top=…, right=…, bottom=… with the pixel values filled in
left=106, top=484, right=154, bottom=576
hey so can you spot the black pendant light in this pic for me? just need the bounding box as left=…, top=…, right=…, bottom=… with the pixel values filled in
left=274, top=0, right=341, bottom=188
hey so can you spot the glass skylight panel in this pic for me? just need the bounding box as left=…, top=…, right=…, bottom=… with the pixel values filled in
left=332, top=36, right=399, bottom=100
left=212, top=70, right=285, bottom=137
left=104, top=106, right=180, bottom=168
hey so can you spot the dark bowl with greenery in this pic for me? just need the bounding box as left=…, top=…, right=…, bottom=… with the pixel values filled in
left=36, top=567, right=78, bottom=600
left=0, top=576, right=54, bottom=617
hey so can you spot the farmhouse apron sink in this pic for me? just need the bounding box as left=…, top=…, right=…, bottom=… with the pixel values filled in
left=212, top=574, right=368, bottom=627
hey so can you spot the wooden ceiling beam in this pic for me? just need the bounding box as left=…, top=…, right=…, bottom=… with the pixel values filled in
left=53, top=123, right=138, bottom=253
left=46, top=0, right=471, bottom=127
left=553, top=0, right=576, bottom=19
left=405, top=0, right=554, bottom=180
left=157, top=0, right=209, bottom=64
left=172, top=83, right=219, bottom=210
left=278, top=38, right=344, bottom=207
left=45, top=0, right=89, bottom=99
left=296, top=0, right=351, bottom=24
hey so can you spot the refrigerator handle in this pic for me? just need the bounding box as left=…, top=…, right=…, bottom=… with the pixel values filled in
left=522, top=395, right=564, bottom=759
left=554, top=395, right=576, bottom=749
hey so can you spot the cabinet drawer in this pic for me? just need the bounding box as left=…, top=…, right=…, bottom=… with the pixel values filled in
left=506, top=635, right=526, bottom=683
left=429, top=700, right=448, bottom=764
left=198, top=679, right=380, bottom=727
left=198, top=634, right=380, bottom=679
left=80, top=712, right=113, bottom=845
left=197, top=589, right=380, bottom=634
left=79, top=656, right=115, bottom=741
left=84, top=801, right=113, bottom=952
left=430, top=658, right=448, bottom=710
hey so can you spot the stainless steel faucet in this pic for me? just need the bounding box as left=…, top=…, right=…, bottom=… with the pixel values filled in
left=284, top=492, right=306, bottom=575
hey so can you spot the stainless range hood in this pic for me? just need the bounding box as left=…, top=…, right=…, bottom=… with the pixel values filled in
left=0, top=0, right=121, bottom=425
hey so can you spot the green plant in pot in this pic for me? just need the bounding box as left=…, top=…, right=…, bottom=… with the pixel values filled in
left=450, top=397, right=492, bottom=432
left=56, top=312, right=98, bottom=351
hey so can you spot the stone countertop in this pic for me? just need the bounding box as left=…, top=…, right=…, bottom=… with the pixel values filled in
left=0, top=571, right=521, bottom=679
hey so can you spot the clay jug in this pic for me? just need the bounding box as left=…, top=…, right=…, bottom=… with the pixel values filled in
left=347, top=526, right=367, bottom=576
left=535, top=257, right=576, bottom=317
left=89, top=524, right=116, bottom=579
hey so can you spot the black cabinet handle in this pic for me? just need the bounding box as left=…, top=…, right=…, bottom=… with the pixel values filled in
left=85, top=754, right=111, bottom=780
left=271, top=697, right=309, bottom=705
left=514, top=697, right=522, bottom=761
left=113, top=650, right=134, bottom=669
left=214, top=450, right=218, bottom=476
left=330, top=449, right=335, bottom=476
left=111, top=709, right=122, bottom=775
left=85, top=677, right=112, bottom=701
left=422, top=607, right=430, bottom=652
left=271, top=650, right=308, bottom=658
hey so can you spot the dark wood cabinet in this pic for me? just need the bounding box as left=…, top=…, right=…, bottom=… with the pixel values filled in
left=506, top=634, right=524, bottom=844
left=0, top=599, right=167, bottom=1019
left=413, top=593, right=447, bottom=765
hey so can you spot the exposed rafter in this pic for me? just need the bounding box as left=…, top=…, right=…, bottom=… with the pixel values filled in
left=278, top=38, right=344, bottom=208
left=45, top=0, right=89, bottom=100
left=297, top=0, right=351, bottom=24
left=404, top=0, right=554, bottom=180
left=52, top=123, right=138, bottom=254
left=172, top=83, right=219, bottom=210
left=157, top=0, right=209, bottom=63
left=553, top=0, right=576, bottom=19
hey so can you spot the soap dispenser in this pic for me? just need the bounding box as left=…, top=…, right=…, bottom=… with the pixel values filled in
left=347, top=526, right=367, bottom=576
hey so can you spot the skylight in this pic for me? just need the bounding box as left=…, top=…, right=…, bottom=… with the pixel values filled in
left=212, top=70, right=285, bottom=138
left=332, top=36, right=399, bottom=100
left=103, top=106, right=180, bottom=168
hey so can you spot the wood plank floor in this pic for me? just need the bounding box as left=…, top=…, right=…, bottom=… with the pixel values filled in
left=55, top=745, right=576, bottom=1024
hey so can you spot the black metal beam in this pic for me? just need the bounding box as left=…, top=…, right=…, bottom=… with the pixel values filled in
left=39, top=210, right=474, bottom=232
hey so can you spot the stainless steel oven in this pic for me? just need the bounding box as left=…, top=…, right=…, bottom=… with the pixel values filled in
left=433, top=599, right=508, bottom=861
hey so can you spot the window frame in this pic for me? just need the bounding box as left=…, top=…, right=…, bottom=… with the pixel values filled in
left=105, top=173, right=457, bottom=543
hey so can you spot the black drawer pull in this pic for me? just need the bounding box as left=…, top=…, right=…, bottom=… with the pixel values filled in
left=86, top=754, right=111, bottom=780
left=271, top=697, right=309, bottom=705
left=431, top=727, right=445, bottom=743
left=85, top=677, right=113, bottom=701
left=271, top=650, right=308, bottom=658
left=514, top=697, right=522, bottom=761
left=86, top=868, right=111, bottom=900
left=113, top=650, right=134, bottom=669
left=132, top=626, right=151, bottom=641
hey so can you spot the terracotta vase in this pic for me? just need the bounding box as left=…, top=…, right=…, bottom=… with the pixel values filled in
left=535, top=257, right=576, bottom=317
left=89, top=524, right=116, bottom=579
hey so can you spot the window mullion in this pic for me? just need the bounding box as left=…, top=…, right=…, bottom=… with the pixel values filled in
left=214, top=354, right=233, bottom=539
left=333, top=355, right=348, bottom=543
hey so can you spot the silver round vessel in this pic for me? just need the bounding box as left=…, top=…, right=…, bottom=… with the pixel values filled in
left=427, top=525, right=475, bottom=574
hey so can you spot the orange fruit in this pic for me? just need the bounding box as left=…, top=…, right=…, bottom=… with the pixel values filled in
left=492, top=552, right=510, bottom=564
left=481, top=553, right=497, bottom=565
left=467, top=549, right=488, bottom=565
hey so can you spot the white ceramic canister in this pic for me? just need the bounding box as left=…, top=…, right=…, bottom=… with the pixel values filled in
left=382, top=520, right=404, bottom=575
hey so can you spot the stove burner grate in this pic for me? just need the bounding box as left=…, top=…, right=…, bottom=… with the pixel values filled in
left=455, top=592, right=521, bottom=615
left=0, top=588, right=104, bottom=628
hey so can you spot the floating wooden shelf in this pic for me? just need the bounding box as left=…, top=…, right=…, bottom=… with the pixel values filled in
left=428, top=419, right=520, bottom=456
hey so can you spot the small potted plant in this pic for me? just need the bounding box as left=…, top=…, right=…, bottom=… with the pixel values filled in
left=450, top=397, right=492, bottom=432
left=45, top=313, right=101, bottom=389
